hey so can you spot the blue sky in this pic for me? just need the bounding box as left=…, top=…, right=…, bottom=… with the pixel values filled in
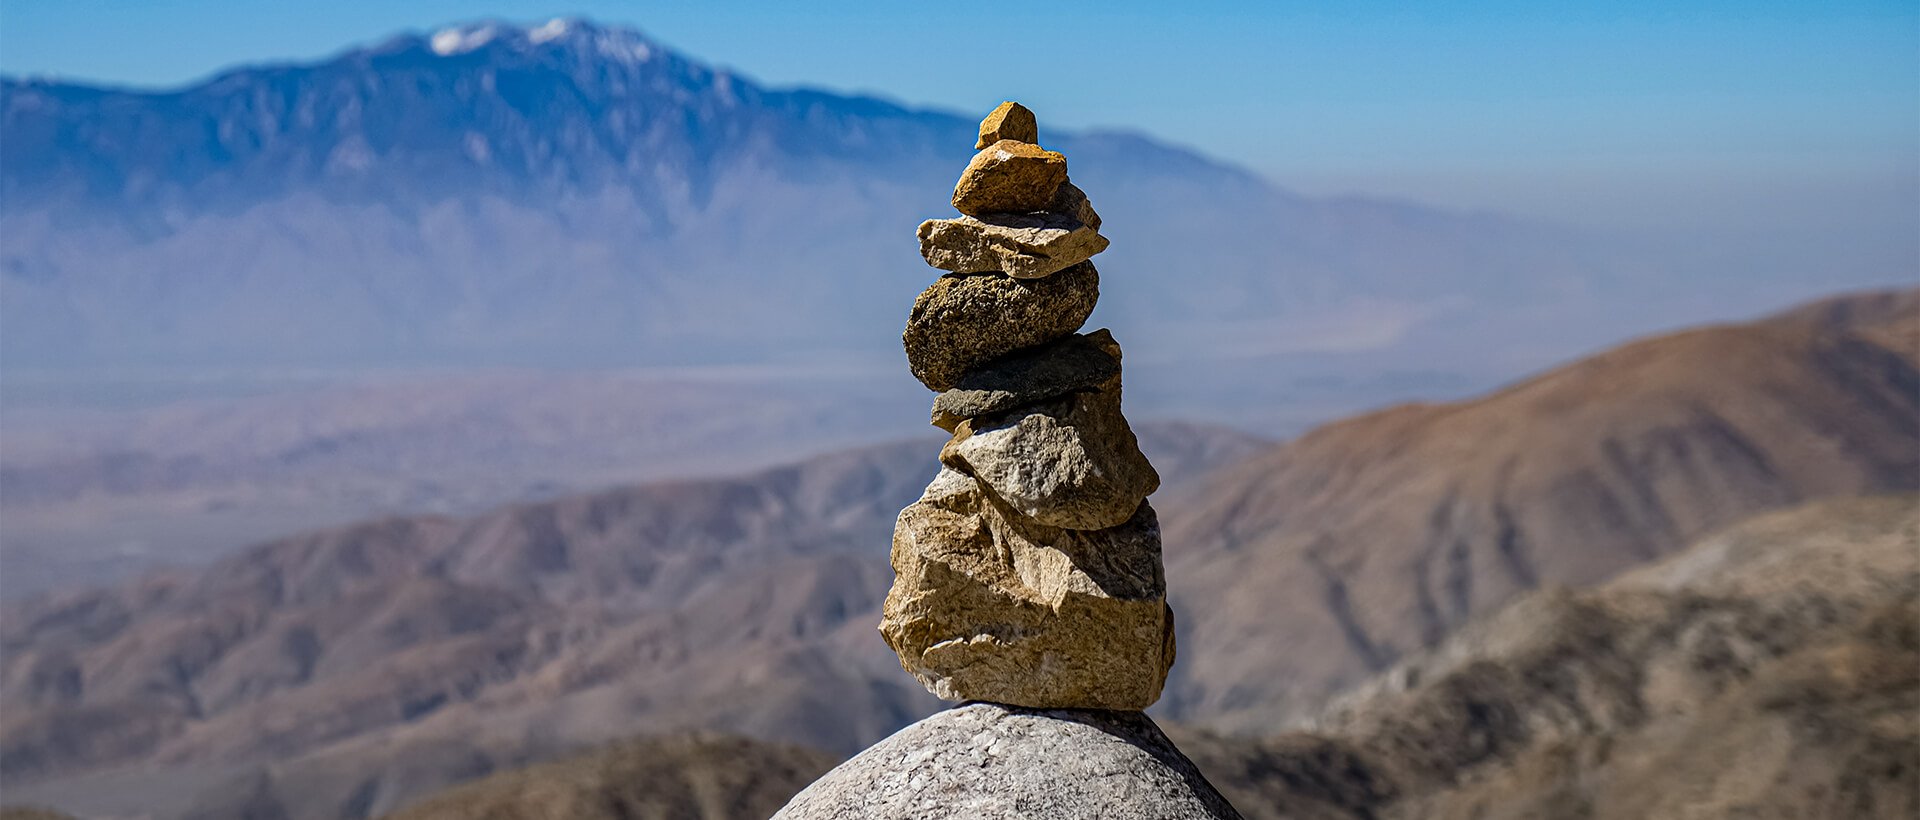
left=2, top=1, right=1915, bottom=235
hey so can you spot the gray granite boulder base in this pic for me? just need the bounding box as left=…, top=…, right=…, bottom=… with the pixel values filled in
left=770, top=702, right=1243, bottom=819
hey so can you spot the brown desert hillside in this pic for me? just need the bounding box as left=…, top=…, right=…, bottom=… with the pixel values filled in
left=374, top=494, right=1920, bottom=820
left=1770, top=286, right=1920, bottom=358
left=381, top=734, right=834, bottom=820
left=4, top=290, right=1912, bottom=818
left=1177, top=494, right=1920, bottom=819
left=1160, top=288, right=1919, bottom=728
left=0, top=424, right=1266, bottom=819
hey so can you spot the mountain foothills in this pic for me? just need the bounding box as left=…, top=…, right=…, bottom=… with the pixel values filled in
left=1, top=19, right=1809, bottom=382
left=1158, top=286, right=1920, bottom=727
left=381, top=734, right=836, bottom=820
left=1182, top=494, right=1918, bottom=819
left=0, top=423, right=1266, bottom=819
left=298, top=495, right=1920, bottom=820
left=1, top=288, right=1912, bottom=819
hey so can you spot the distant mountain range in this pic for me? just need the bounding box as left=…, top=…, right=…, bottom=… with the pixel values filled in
left=2, top=288, right=1911, bottom=819
left=5, top=17, right=1860, bottom=390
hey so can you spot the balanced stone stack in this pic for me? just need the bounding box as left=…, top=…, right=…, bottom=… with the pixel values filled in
left=773, top=103, right=1239, bottom=820
left=888, top=101, right=1171, bottom=711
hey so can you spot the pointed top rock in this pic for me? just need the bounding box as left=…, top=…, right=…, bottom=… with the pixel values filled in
left=976, top=101, right=1039, bottom=148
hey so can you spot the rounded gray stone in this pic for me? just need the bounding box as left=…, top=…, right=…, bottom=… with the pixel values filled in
left=770, top=703, right=1244, bottom=820
left=903, top=263, right=1099, bottom=392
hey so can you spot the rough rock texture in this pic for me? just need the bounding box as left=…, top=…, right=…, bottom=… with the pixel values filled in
left=1171, top=496, right=1920, bottom=820
left=942, top=387, right=1159, bottom=531
left=931, top=331, right=1120, bottom=431
left=772, top=703, right=1242, bottom=820
left=975, top=101, right=1039, bottom=149
left=917, top=212, right=1109, bottom=279
left=903, top=263, right=1099, bottom=391
left=1050, top=180, right=1102, bottom=230
left=937, top=328, right=1155, bottom=529
left=879, top=469, right=1174, bottom=710
left=951, top=139, right=1068, bottom=216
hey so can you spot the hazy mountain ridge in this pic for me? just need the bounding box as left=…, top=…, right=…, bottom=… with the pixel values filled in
left=2, top=18, right=1633, bottom=374
left=0, top=370, right=941, bottom=598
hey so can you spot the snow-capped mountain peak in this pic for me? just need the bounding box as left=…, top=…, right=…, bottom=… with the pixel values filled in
left=424, top=18, right=657, bottom=63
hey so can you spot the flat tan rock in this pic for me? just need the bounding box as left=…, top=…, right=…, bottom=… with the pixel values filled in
left=903, top=262, right=1098, bottom=391
left=918, top=212, right=1107, bottom=279
left=975, top=101, right=1039, bottom=149
left=879, top=468, right=1175, bottom=711
left=951, top=139, right=1067, bottom=216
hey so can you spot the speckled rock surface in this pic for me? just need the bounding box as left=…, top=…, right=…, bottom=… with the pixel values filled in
left=903, top=263, right=1099, bottom=391
left=951, top=139, right=1068, bottom=216
left=930, top=330, right=1120, bottom=431
left=770, top=702, right=1243, bottom=819
left=917, top=211, right=1108, bottom=280
left=880, top=469, right=1173, bottom=710
left=937, top=328, right=1155, bottom=529
left=941, top=385, right=1159, bottom=531
left=975, top=101, right=1039, bottom=149
left=1049, top=180, right=1102, bottom=230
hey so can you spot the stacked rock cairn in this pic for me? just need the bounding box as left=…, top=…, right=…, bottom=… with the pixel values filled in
left=883, top=101, right=1173, bottom=711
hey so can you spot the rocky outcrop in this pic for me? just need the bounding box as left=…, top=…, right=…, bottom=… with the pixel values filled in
left=772, top=703, right=1241, bottom=820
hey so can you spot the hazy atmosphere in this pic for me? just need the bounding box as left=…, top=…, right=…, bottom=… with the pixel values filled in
left=1, top=3, right=1915, bottom=819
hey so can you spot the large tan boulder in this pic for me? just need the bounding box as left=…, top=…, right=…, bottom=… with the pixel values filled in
left=879, top=468, right=1174, bottom=710
left=902, top=263, right=1098, bottom=391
